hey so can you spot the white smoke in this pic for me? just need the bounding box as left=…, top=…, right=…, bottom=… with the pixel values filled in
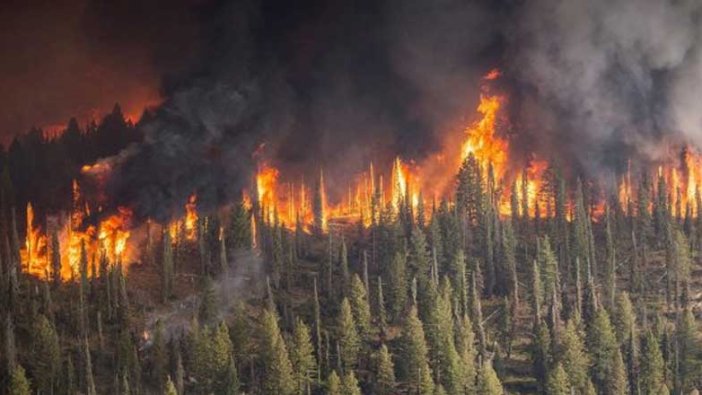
left=509, top=0, right=702, bottom=172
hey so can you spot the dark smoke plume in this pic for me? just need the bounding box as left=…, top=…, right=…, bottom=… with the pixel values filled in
left=102, top=0, right=702, bottom=220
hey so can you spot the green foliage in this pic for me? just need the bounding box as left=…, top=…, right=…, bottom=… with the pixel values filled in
left=401, top=305, right=434, bottom=394
left=388, top=251, right=408, bottom=320
left=478, top=361, right=503, bottom=395
left=327, top=370, right=342, bottom=395
left=349, top=274, right=372, bottom=340
left=260, top=309, right=295, bottom=395
left=587, top=309, right=617, bottom=392
left=545, top=363, right=570, bottom=395
left=289, top=318, right=316, bottom=393
left=164, top=375, right=178, bottom=395
left=375, top=344, right=396, bottom=395
left=560, top=318, right=589, bottom=392
left=30, top=314, right=60, bottom=393
left=640, top=330, right=667, bottom=395
left=338, top=298, right=361, bottom=371
left=9, top=365, right=31, bottom=395
left=342, top=370, right=362, bottom=395
left=230, top=200, right=252, bottom=250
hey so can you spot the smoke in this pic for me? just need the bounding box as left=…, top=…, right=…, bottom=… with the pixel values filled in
left=100, top=0, right=702, bottom=219
left=104, top=0, right=501, bottom=219
left=506, top=0, right=702, bottom=174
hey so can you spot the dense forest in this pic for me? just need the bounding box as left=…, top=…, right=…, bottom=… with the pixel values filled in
left=0, top=110, right=701, bottom=395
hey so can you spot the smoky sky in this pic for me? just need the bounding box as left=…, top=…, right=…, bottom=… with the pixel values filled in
left=4, top=0, right=701, bottom=219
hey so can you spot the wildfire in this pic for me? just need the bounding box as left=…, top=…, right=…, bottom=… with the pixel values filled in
left=185, top=194, right=198, bottom=240
left=461, top=94, right=507, bottom=180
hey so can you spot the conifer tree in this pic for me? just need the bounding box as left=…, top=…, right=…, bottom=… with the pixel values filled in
left=401, top=305, right=434, bottom=394
left=388, top=251, right=408, bottom=320
left=456, top=314, right=477, bottom=394
left=260, top=309, right=295, bottom=395
left=408, top=226, right=431, bottom=281
left=338, top=298, right=361, bottom=371
left=349, top=274, right=372, bottom=341
left=532, top=319, right=552, bottom=389
left=230, top=200, right=252, bottom=250
left=545, top=363, right=570, bottom=395
left=587, top=308, right=617, bottom=392
left=342, top=370, right=362, bottom=395
left=640, top=330, right=668, bottom=395
left=164, top=375, right=178, bottom=395
left=375, top=344, right=396, bottom=395
left=224, top=356, right=240, bottom=395
left=607, top=348, right=628, bottom=395
left=198, top=276, right=218, bottom=324
left=434, top=279, right=462, bottom=394
left=290, top=317, right=316, bottom=394
left=560, top=318, right=589, bottom=392
left=31, top=314, right=60, bottom=393
left=613, top=291, right=635, bottom=345
left=538, top=235, right=558, bottom=304
left=676, top=308, right=699, bottom=393
left=327, top=370, right=342, bottom=395
left=478, top=361, right=504, bottom=395
left=9, top=365, right=31, bottom=395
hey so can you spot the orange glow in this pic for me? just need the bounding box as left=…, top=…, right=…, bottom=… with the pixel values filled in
left=460, top=94, right=507, bottom=181
left=185, top=194, right=198, bottom=240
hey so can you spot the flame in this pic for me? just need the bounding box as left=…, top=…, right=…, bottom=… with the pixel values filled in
left=461, top=94, right=507, bottom=180
left=185, top=194, right=198, bottom=241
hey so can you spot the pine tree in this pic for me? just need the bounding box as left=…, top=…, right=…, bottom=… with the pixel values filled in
left=408, top=226, right=432, bottom=281
left=587, top=308, right=617, bottom=392
left=545, top=363, right=570, bottom=395
left=198, top=276, right=218, bottom=324
left=224, top=356, right=240, bottom=395
left=402, top=305, right=435, bottom=394
left=388, top=251, right=408, bottom=320
left=607, top=348, right=628, bottom=395
left=478, top=361, right=504, bottom=395
left=456, top=314, right=477, bottom=394
left=327, top=370, right=342, bottom=395
left=560, top=318, right=589, bottom=392
left=230, top=200, right=252, bottom=250
left=640, top=330, right=668, bottom=395
left=435, top=279, right=462, bottom=394
left=260, top=309, right=295, bottom=395
left=338, top=298, right=361, bottom=371
left=348, top=274, right=372, bottom=341
left=342, top=370, right=362, bottom=395
left=31, top=314, right=60, bottom=393
left=676, top=308, right=699, bottom=393
left=613, top=291, right=635, bottom=345
left=538, top=235, right=558, bottom=305
left=290, top=317, right=316, bottom=394
left=532, top=320, right=552, bottom=389
left=9, top=365, right=31, bottom=395
left=375, top=344, right=396, bottom=395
